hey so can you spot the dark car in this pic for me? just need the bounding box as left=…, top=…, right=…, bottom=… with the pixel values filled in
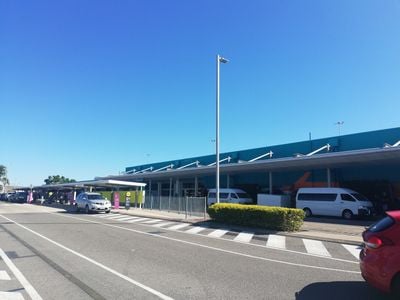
left=360, top=210, right=400, bottom=297
left=10, top=192, right=28, bottom=203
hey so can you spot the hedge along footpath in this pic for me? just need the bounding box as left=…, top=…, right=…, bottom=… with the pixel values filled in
left=207, top=203, right=305, bottom=232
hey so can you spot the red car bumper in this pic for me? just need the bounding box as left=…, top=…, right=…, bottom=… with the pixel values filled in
left=360, top=249, right=391, bottom=294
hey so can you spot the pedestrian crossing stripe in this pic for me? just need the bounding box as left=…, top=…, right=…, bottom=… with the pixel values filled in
left=168, top=223, right=190, bottom=230
left=208, top=229, right=229, bottom=238
left=342, top=244, right=362, bottom=259
left=103, top=215, right=129, bottom=220
left=302, top=239, right=331, bottom=257
left=0, top=291, right=24, bottom=300
left=266, top=234, right=286, bottom=249
left=127, top=217, right=149, bottom=223
left=152, top=221, right=176, bottom=228
left=141, top=219, right=163, bottom=224
left=233, top=232, right=254, bottom=243
left=0, top=270, right=11, bottom=280
left=185, top=226, right=207, bottom=234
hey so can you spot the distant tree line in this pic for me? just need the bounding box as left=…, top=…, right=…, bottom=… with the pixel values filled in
left=44, top=175, right=76, bottom=185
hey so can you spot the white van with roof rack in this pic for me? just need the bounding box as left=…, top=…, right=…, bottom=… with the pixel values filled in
left=296, top=187, right=373, bottom=219
left=207, top=188, right=253, bottom=206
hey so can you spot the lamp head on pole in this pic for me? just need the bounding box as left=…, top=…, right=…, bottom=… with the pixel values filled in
left=218, top=56, right=229, bottom=64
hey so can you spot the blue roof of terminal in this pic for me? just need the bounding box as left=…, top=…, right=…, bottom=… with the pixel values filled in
left=126, top=127, right=400, bottom=173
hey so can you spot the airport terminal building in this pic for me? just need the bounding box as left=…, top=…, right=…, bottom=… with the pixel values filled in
left=104, top=127, right=400, bottom=209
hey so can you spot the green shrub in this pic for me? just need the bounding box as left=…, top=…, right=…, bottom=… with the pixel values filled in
left=207, top=203, right=305, bottom=232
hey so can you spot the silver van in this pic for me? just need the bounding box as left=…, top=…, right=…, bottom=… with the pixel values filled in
left=207, top=188, right=253, bottom=206
left=296, top=187, right=373, bottom=219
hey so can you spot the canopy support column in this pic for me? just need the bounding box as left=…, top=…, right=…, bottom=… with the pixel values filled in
left=327, top=168, right=331, bottom=187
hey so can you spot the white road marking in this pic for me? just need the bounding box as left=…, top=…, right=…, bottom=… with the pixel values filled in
left=0, top=270, right=11, bottom=280
left=0, top=291, right=24, bottom=300
left=342, top=244, right=362, bottom=260
left=303, top=239, right=331, bottom=257
left=233, top=232, right=254, bottom=243
left=113, top=216, right=140, bottom=222
left=167, top=223, right=190, bottom=230
left=0, top=248, right=43, bottom=300
left=208, top=229, right=228, bottom=238
left=185, top=227, right=207, bottom=234
left=266, top=235, right=286, bottom=249
left=141, top=219, right=163, bottom=224
left=0, top=216, right=173, bottom=300
left=152, top=222, right=176, bottom=228
left=105, top=215, right=133, bottom=220
left=93, top=214, right=114, bottom=218
left=52, top=213, right=360, bottom=273
left=127, top=218, right=149, bottom=223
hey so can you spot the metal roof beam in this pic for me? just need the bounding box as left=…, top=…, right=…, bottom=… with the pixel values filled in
left=135, top=167, right=153, bottom=174
left=295, top=144, right=330, bottom=157
left=384, top=140, right=400, bottom=148
left=177, top=161, right=199, bottom=170
left=152, top=164, right=174, bottom=172
left=248, top=151, right=273, bottom=162
left=207, top=156, right=231, bottom=167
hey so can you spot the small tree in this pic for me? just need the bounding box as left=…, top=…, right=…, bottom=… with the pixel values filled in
left=0, top=165, right=9, bottom=186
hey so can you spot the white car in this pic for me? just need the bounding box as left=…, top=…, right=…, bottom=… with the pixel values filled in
left=75, top=192, right=111, bottom=214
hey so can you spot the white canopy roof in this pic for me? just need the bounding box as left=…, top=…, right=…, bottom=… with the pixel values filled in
left=34, top=179, right=146, bottom=190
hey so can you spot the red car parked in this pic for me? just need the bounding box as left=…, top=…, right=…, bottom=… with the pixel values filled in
left=360, top=210, right=400, bottom=297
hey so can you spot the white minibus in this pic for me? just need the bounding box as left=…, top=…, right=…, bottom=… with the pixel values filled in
left=207, top=188, right=253, bottom=206
left=296, top=187, right=373, bottom=219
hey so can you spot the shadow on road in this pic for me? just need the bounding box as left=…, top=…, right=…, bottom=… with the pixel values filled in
left=296, top=281, right=391, bottom=300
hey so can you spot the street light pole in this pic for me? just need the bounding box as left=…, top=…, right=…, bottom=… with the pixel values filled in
left=216, top=54, right=228, bottom=204
left=335, top=121, right=344, bottom=136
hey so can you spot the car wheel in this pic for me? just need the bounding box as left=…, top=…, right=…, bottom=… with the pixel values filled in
left=392, top=274, right=400, bottom=298
left=106, top=210, right=110, bottom=214
left=342, top=209, right=353, bottom=220
left=303, top=208, right=312, bottom=218
left=85, top=205, right=90, bottom=214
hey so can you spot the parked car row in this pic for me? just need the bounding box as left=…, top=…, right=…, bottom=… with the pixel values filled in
left=0, top=192, right=28, bottom=203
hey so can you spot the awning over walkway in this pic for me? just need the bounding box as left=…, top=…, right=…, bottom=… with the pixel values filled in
left=34, top=179, right=146, bottom=190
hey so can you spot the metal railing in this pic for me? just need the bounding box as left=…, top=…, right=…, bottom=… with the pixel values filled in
left=142, top=195, right=207, bottom=218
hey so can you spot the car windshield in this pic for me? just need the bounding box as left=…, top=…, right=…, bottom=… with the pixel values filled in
left=88, top=194, right=105, bottom=200
left=237, top=193, right=251, bottom=199
left=351, top=193, right=369, bottom=201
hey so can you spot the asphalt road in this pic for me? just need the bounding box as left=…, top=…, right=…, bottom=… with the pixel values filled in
left=0, top=202, right=390, bottom=300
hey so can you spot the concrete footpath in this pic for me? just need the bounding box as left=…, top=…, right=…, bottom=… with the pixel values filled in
left=111, top=206, right=371, bottom=245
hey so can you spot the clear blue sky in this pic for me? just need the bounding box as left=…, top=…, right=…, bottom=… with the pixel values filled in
left=1, top=0, right=400, bottom=186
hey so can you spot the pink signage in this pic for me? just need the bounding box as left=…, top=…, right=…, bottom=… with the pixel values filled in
left=28, top=192, right=33, bottom=203
left=113, top=192, right=120, bottom=209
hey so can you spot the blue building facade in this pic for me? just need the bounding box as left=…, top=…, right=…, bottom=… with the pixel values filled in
left=121, top=127, right=400, bottom=210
